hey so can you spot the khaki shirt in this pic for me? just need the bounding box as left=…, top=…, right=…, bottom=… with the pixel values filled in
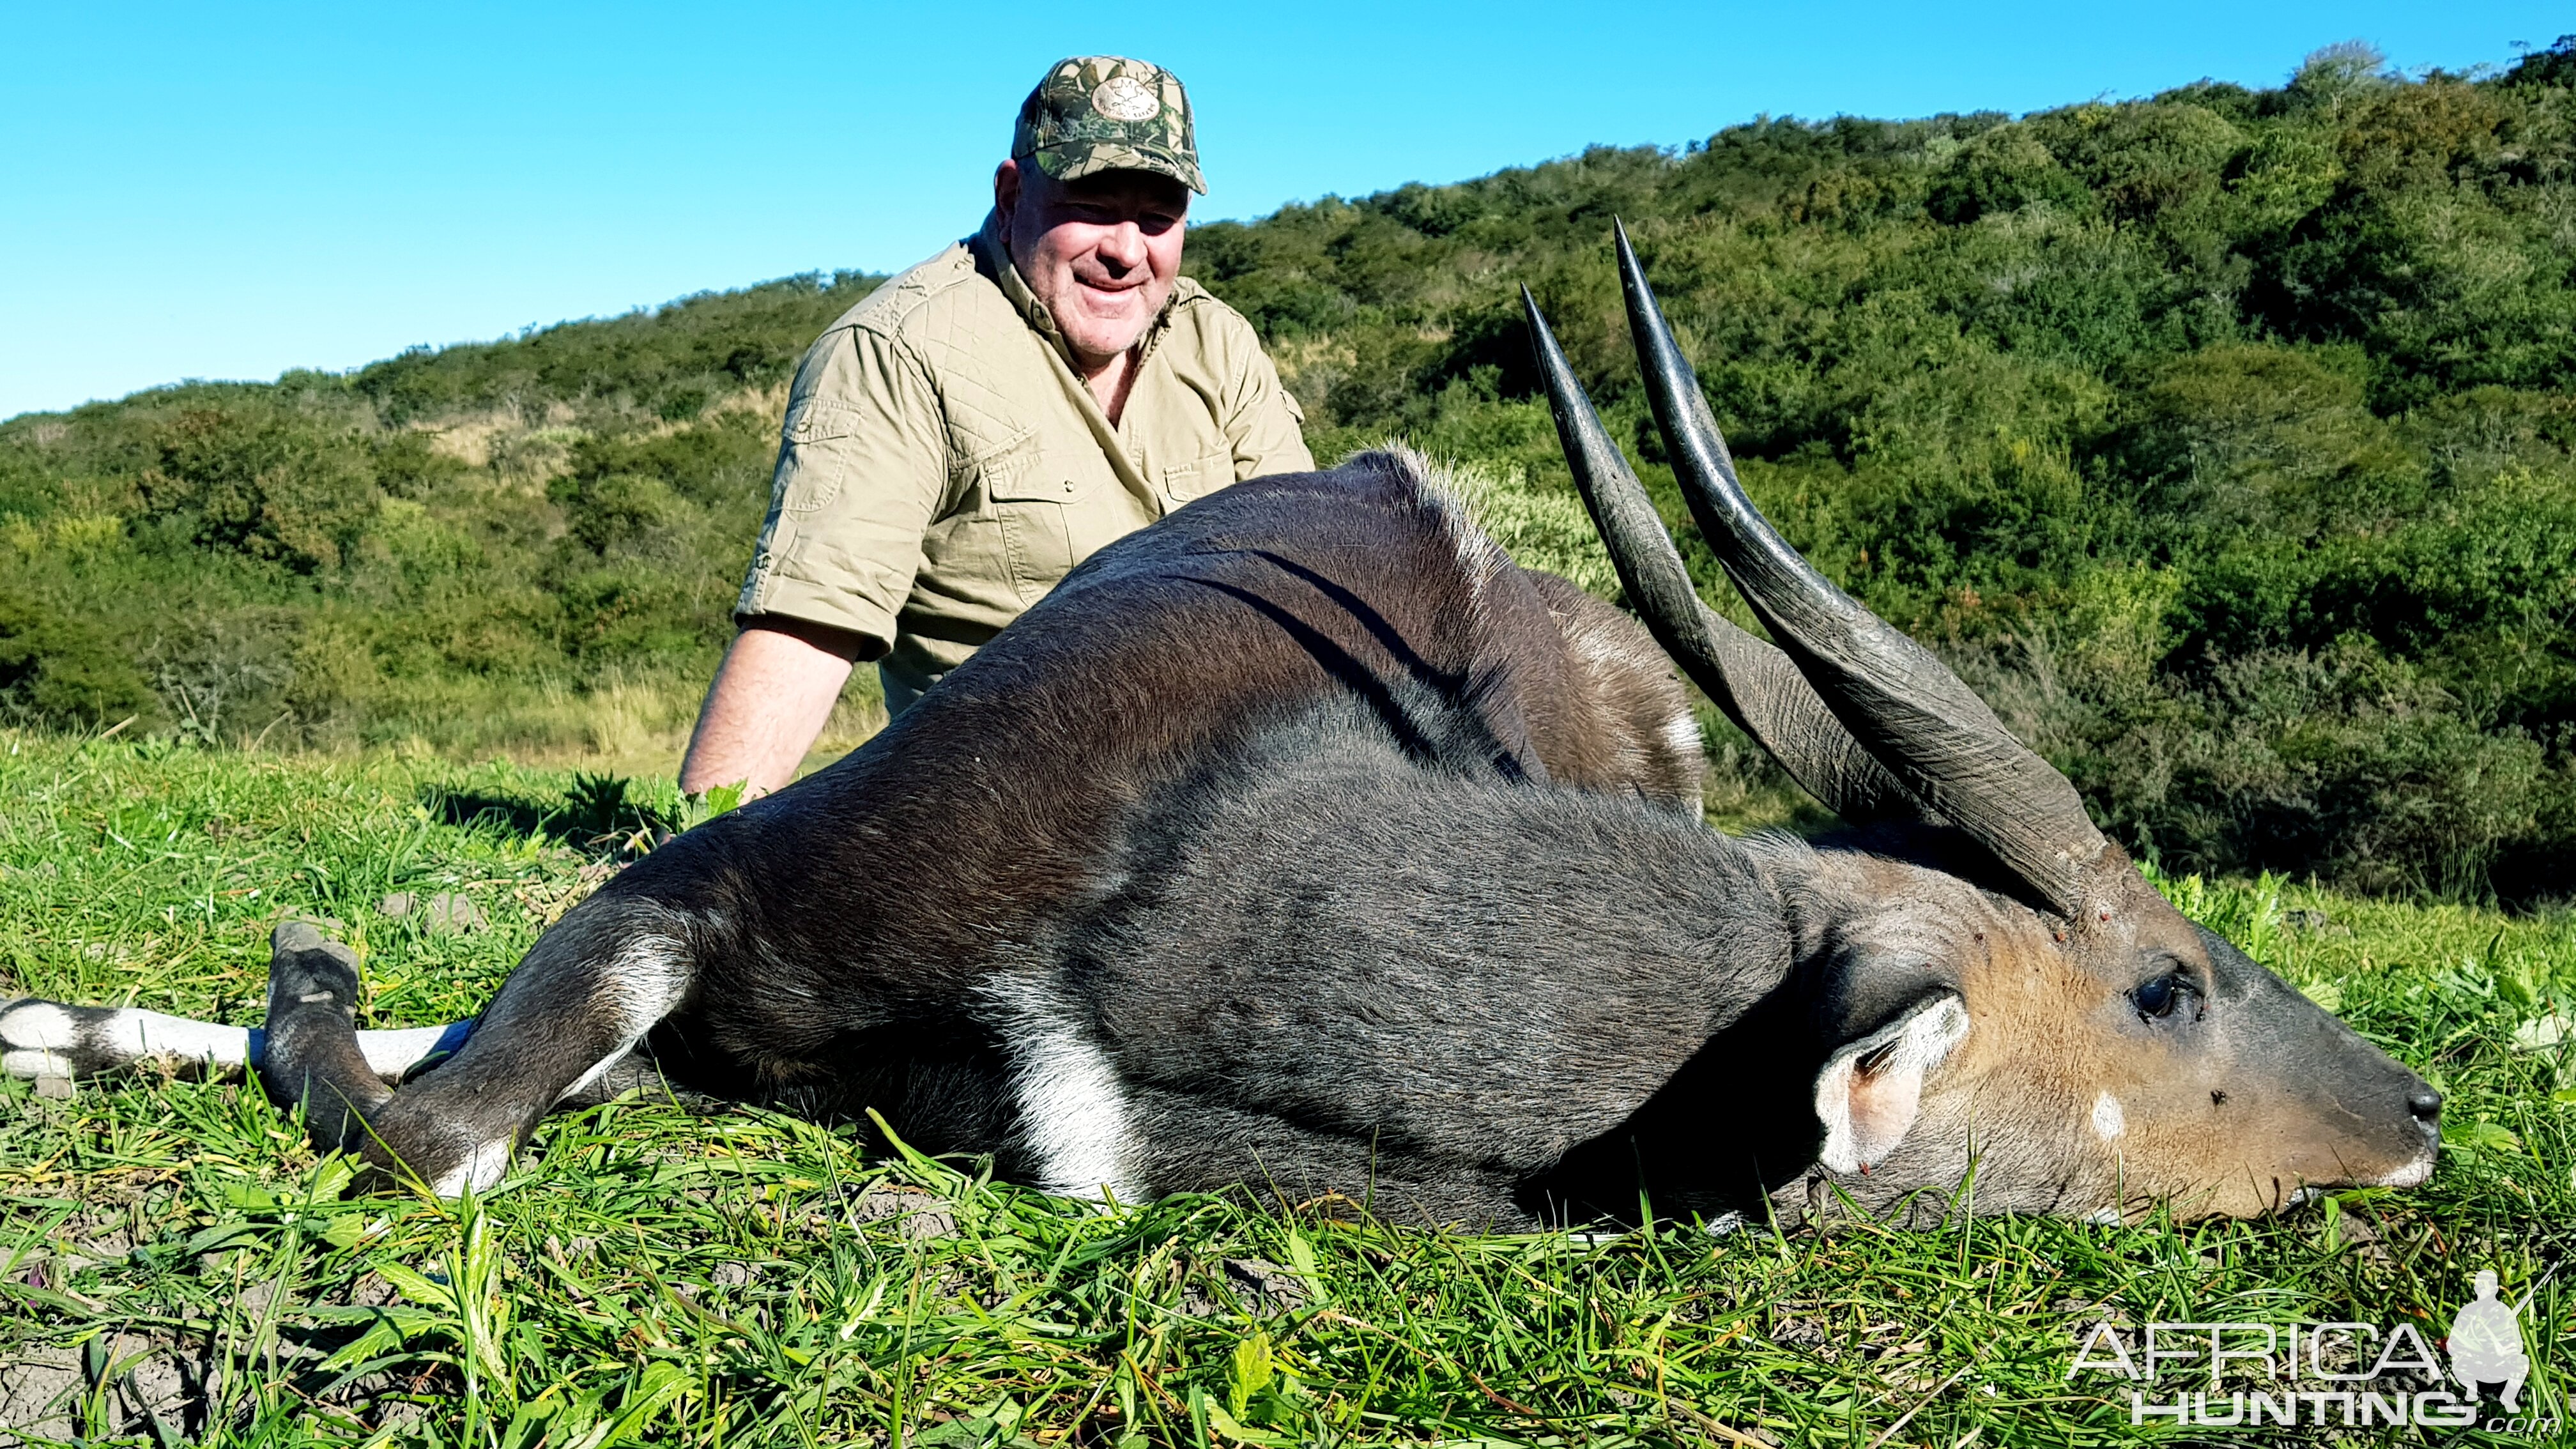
left=736, top=215, right=1313, bottom=711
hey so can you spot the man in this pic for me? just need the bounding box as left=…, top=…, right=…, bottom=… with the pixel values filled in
left=680, top=56, right=1313, bottom=796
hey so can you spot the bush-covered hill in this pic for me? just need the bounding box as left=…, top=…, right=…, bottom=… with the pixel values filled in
left=0, top=272, right=893, bottom=768
left=3, top=40, right=2572, bottom=898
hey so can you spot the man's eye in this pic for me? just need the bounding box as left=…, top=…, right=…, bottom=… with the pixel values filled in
left=2133, top=973, right=2188, bottom=1021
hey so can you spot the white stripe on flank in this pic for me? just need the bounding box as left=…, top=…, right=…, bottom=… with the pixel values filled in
left=983, top=979, right=1138, bottom=1201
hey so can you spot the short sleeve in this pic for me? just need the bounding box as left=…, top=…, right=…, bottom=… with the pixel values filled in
left=1220, top=324, right=1315, bottom=481
left=734, top=326, right=948, bottom=653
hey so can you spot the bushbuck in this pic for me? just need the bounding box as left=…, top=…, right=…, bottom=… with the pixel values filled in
left=2, top=233, right=2441, bottom=1229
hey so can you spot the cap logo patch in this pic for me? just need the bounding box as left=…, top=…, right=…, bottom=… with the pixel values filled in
left=1091, top=76, right=1159, bottom=123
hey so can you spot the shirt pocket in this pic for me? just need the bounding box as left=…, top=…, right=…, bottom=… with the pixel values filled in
left=972, top=431, right=1084, bottom=604
left=1159, top=446, right=1235, bottom=507
left=775, top=397, right=867, bottom=514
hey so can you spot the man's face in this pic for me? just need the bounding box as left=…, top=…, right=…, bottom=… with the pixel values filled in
left=995, top=161, right=1189, bottom=371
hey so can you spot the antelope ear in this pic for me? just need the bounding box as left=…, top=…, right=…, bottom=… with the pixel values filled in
left=1814, top=994, right=1970, bottom=1173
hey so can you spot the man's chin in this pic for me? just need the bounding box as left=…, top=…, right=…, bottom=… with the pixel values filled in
left=1060, top=314, right=1151, bottom=360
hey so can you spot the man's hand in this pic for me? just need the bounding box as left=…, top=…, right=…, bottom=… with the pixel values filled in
left=680, top=620, right=870, bottom=798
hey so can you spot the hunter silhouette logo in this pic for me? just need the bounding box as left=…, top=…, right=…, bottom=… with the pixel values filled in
left=2448, top=1269, right=2531, bottom=1411
left=2070, top=1265, right=2556, bottom=1432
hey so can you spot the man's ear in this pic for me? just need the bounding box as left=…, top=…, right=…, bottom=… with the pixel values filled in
left=1814, top=994, right=1969, bottom=1174
left=995, top=158, right=1036, bottom=229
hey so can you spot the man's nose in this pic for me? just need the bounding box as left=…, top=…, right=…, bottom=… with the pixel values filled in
left=1097, top=222, right=1148, bottom=270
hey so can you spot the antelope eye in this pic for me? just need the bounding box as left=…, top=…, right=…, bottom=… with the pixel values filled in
left=2133, top=972, right=2186, bottom=1021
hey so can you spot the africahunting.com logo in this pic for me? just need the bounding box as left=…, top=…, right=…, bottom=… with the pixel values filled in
left=2067, top=1269, right=2554, bottom=1434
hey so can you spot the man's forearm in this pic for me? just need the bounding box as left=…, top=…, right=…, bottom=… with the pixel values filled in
left=680, top=622, right=868, bottom=797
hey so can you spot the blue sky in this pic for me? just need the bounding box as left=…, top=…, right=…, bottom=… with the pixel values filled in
left=3, top=1, right=2565, bottom=420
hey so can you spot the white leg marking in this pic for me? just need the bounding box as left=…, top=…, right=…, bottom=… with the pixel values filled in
left=356, top=1023, right=468, bottom=1079
left=427, top=1139, right=514, bottom=1198
left=551, top=932, right=690, bottom=1107
left=608, top=933, right=693, bottom=1036
left=2091, top=1090, right=2127, bottom=1144
left=4, top=1050, right=76, bottom=1079
left=417, top=927, right=693, bottom=1198
left=3, top=1000, right=80, bottom=1076
left=556, top=1043, right=643, bottom=1105
left=1, top=1002, right=79, bottom=1052
left=103, top=1010, right=251, bottom=1068
left=984, top=980, right=1138, bottom=1201
left=3, top=1002, right=252, bottom=1077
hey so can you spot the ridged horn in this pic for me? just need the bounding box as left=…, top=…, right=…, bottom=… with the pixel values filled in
left=1610, top=222, right=2113, bottom=916
left=1522, top=286, right=1928, bottom=828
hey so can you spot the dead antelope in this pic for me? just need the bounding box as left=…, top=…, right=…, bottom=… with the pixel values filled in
left=1, top=233, right=2440, bottom=1228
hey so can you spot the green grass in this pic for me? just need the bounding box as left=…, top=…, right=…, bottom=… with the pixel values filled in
left=1, top=728, right=2572, bottom=1446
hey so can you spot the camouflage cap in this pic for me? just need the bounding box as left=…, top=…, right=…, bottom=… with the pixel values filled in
left=1012, top=56, right=1204, bottom=195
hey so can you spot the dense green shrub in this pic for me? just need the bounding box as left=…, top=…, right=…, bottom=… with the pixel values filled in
left=0, top=589, right=155, bottom=729
left=137, top=407, right=381, bottom=572
left=2508, top=34, right=2576, bottom=91
left=371, top=430, right=471, bottom=499
left=1926, top=125, right=2091, bottom=224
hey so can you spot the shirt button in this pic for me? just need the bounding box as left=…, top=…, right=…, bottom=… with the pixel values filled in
left=1062, top=479, right=1076, bottom=494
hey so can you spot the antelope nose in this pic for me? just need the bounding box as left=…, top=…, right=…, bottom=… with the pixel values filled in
left=2407, top=1086, right=2443, bottom=1131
